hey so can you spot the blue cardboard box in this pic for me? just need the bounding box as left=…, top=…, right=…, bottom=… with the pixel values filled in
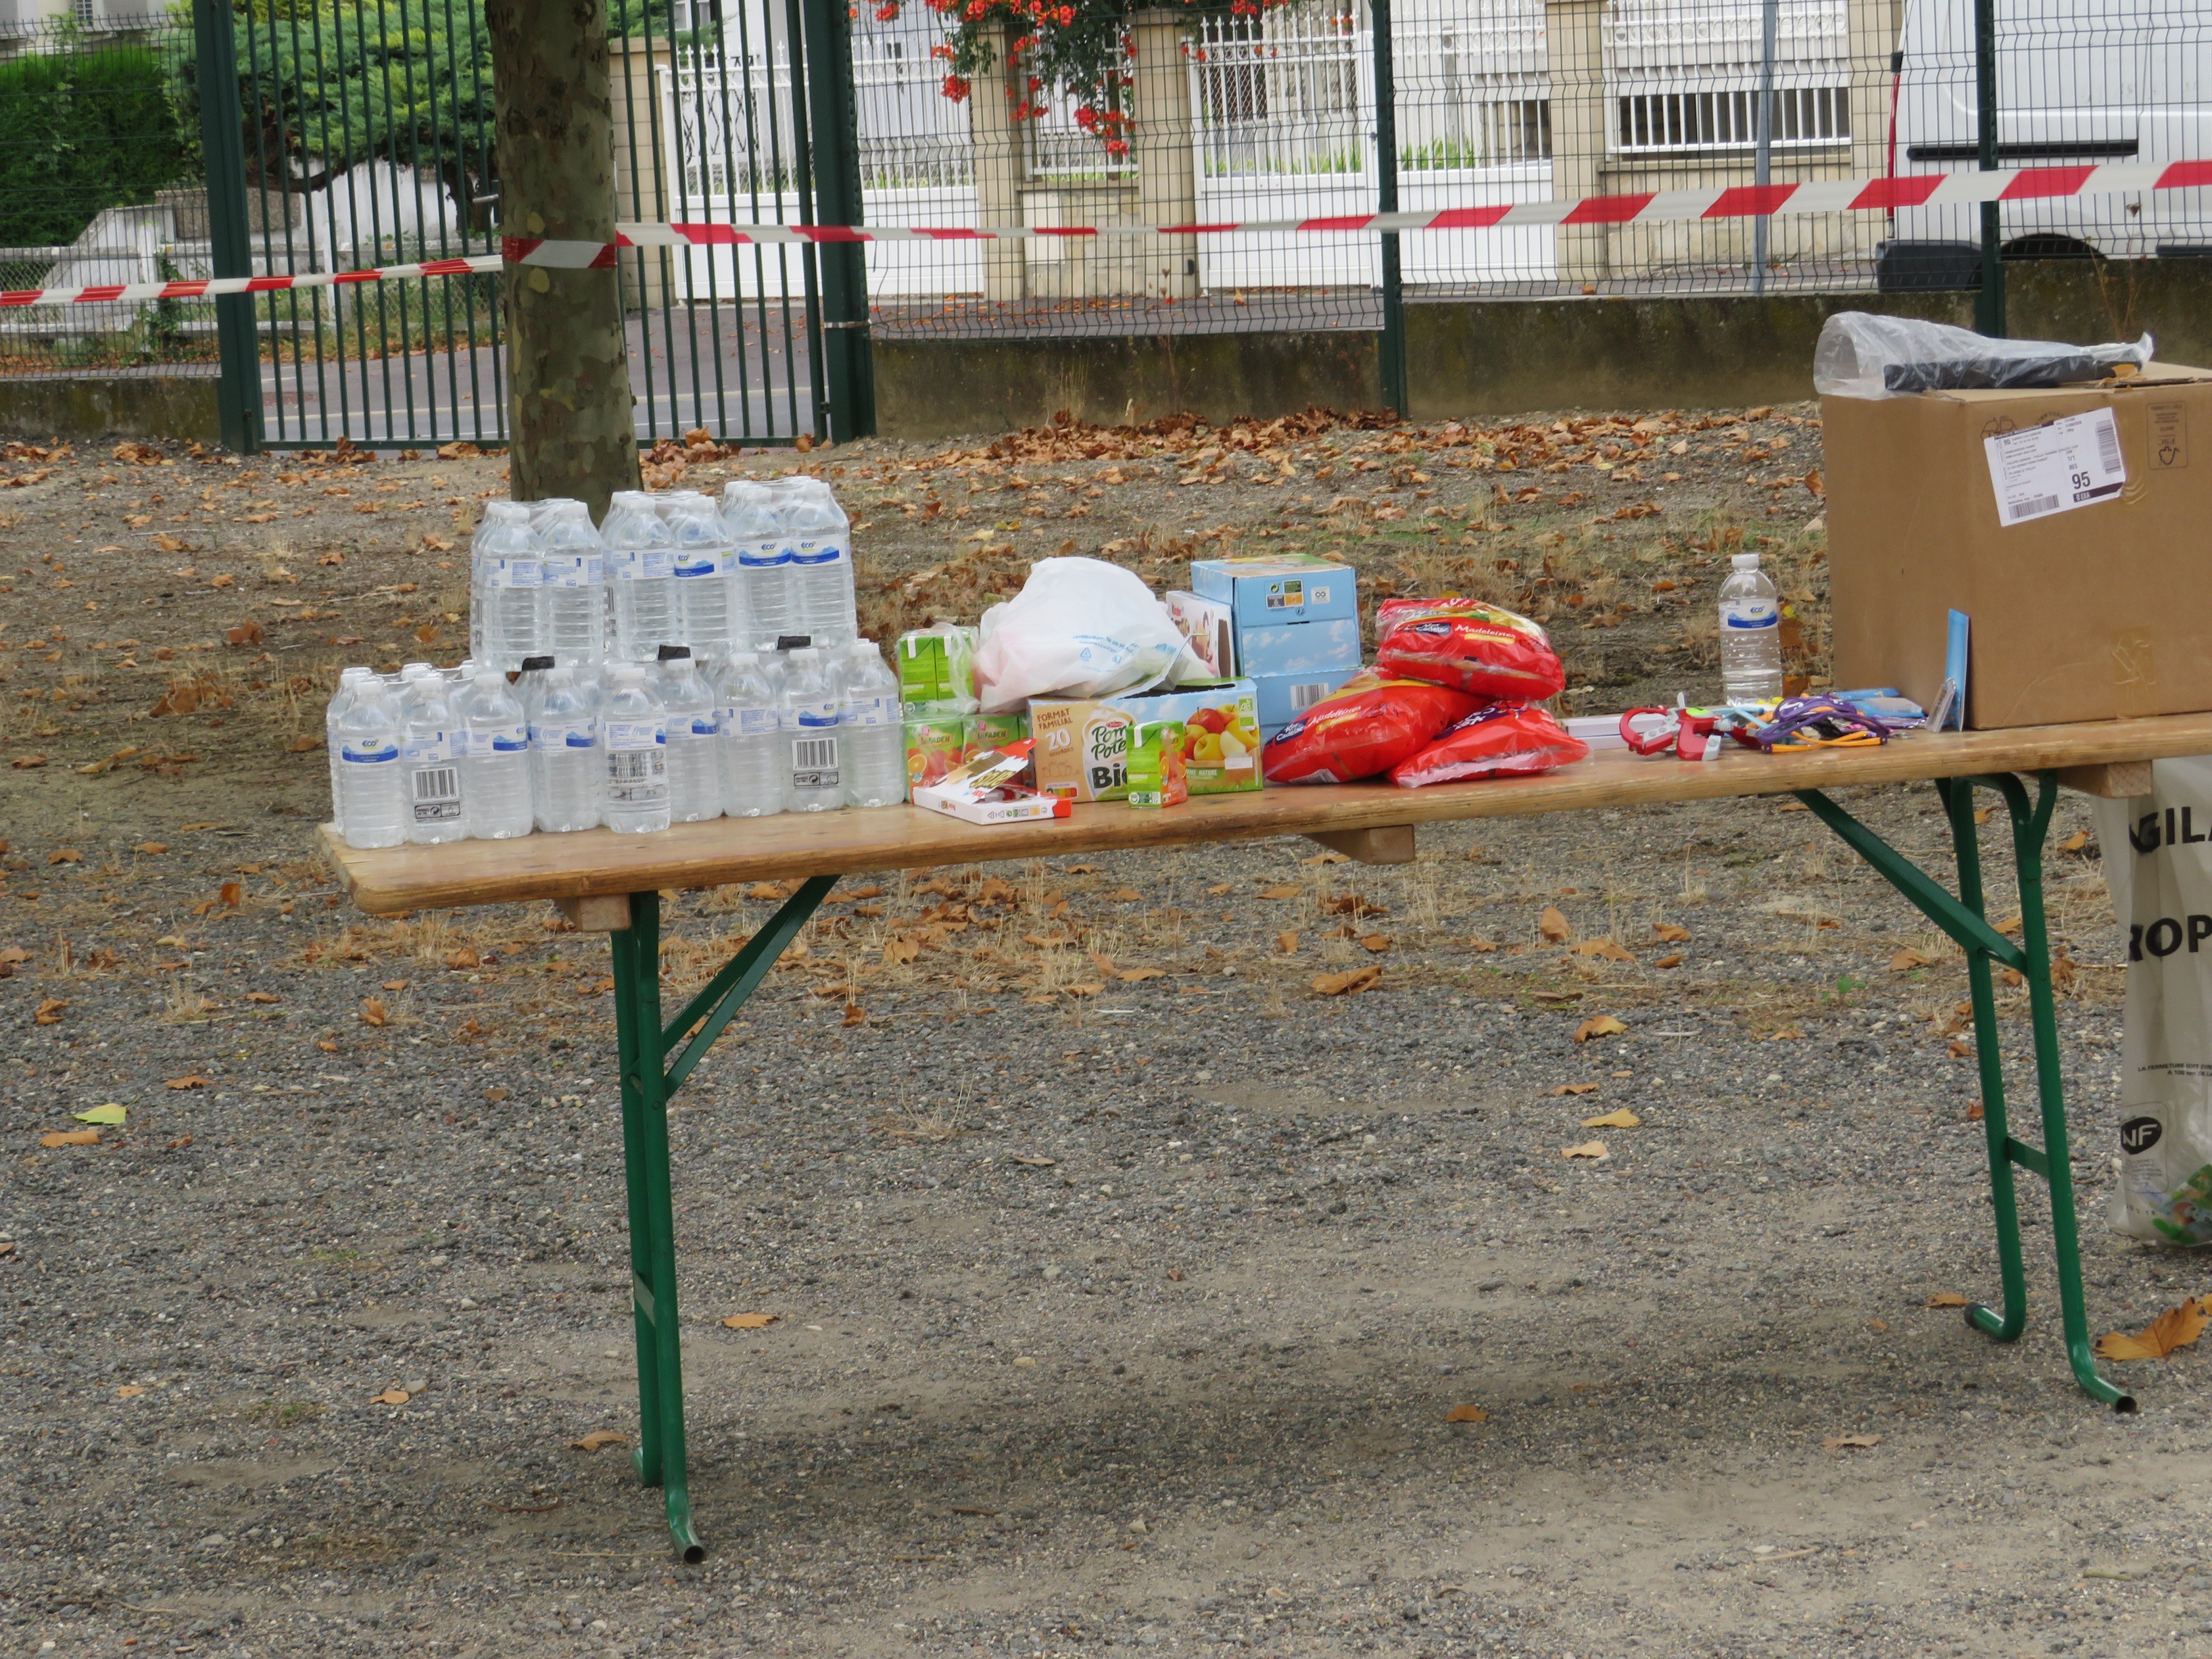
left=1190, top=555, right=1362, bottom=738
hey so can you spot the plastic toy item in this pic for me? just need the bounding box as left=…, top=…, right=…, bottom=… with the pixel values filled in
left=1388, top=706, right=1589, bottom=788
left=1372, top=598, right=1566, bottom=702
left=1746, top=695, right=1901, bottom=752
left=1618, top=706, right=1722, bottom=760
left=1260, top=670, right=1482, bottom=784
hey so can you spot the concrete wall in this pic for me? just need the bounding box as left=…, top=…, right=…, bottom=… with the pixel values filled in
left=0, top=375, right=221, bottom=447
left=873, top=258, right=2212, bottom=436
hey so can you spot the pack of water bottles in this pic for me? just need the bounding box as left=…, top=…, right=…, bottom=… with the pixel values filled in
left=329, top=476, right=898, bottom=849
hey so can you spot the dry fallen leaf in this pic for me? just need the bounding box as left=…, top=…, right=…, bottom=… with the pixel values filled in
left=1011, top=1153, right=1057, bottom=1167
left=1822, top=1434, right=1881, bottom=1451
left=165, top=1074, right=212, bottom=1090
left=1206, top=883, right=1232, bottom=896
left=1549, top=1083, right=1601, bottom=1097
left=1890, top=948, right=1933, bottom=972
left=1360, top=934, right=1392, bottom=953
left=116, top=1384, right=146, bottom=1399
left=1109, top=887, right=1142, bottom=902
left=245, top=991, right=280, bottom=1004
left=2060, top=830, right=2091, bottom=853
left=1651, top=923, right=1691, bottom=943
left=1653, top=952, right=1685, bottom=969
left=74, top=1104, right=126, bottom=1126
left=842, top=1003, right=866, bottom=1027
left=1581, top=1108, right=1641, bottom=1129
left=40, top=1130, right=100, bottom=1148
left=1259, top=884, right=1300, bottom=899
left=1276, top=931, right=1299, bottom=955
left=136, top=841, right=167, bottom=855
left=723, top=1312, right=778, bottom=1329
left=571, top=1430, right=627, bottom=1452
left=1116, top=967, right=1166, bottom=982
left=1538, top=906, right=1572, bottom=943
left=33, top=998, right=66, bottom=1025
left=360, top=996, right=388, bottom=1026
left=371, top=1389, right=411, bottom=1406
left=219, top=881, right=242, bottom=908
left=882, top=936, right=922, bottom=965
left=1311, top=965, right=1382, bottom=996
left=48, top=847, right=80, bottom=865
left=2095, top=1297, right=2212, bottom=1362
left=1925, top=1292, right=1971, bottom=1308
left=1560, top=1140, right=1609, bottom=1160
left=1573, top=1015, right=1627, bottom=1043
left=1443, top=1404, right=1489, bottom=1424
left=1572, top=937, right=1633, bottom=962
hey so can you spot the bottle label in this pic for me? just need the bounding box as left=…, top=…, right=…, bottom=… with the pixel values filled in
left=476, top=723, right=528, bottom=754
left=844, top=694, right=895, bottom=729
left=531, top=718, right=599, bottom=751
left=1720, top=600, right=1778, bottom=630
left=791, top=703, right=839, bottom=731
left=606, top=744, right=668, bottom=804
left=736, top=708, right=781, bottom=737
left=790, top=733, right=840, bottom=789
left=672, top=550, right=728, bottom=579
left=543, top=554, right=603, bottom=588
left=738, top=540, right=789, bottom=569
left=788, top=536, right=847, bottom=568
left=481, top=557, right=542, bottom=590
left=340, top=739, right=398, bottom=764
left=410, top=763, right=462, bottom=823
left=400, top=732, right=449, bottom=765
left=606, top=720, right=665, bottom=752
left=610, top=549, right=674, bottom=582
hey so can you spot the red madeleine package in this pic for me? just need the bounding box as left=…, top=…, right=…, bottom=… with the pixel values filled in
left=1388, top=705, right=1589, bottom=788
left=1261, top=670, right=1482, bottom=784
left=1374, top=598, right=1565, bottom=702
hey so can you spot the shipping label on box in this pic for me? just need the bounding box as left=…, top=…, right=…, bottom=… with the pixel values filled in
left=1983, top=408, right=2126, bottom=526
left=1031, top=680, right=1262, bottom=801
left=1189, top=554, right=1358, bottom=627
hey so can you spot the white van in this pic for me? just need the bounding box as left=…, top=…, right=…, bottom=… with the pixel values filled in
left=1878, top=0, right=2212, bottom=287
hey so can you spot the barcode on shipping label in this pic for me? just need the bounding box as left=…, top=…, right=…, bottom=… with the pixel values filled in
left=1983, top=408, right=2127, bottom=527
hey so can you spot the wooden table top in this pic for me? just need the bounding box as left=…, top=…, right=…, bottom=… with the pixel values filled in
left=319, top=710, right=2207, bottom=915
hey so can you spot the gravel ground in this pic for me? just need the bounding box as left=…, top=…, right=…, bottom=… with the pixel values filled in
left=1, top=410, right=2205, bottom=1659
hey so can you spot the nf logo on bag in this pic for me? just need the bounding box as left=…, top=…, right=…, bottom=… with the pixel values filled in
left=2122, top=1116, right=2164, bottom=1155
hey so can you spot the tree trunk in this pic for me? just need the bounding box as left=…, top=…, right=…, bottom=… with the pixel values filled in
left=482, top=0, right=637, bottom=515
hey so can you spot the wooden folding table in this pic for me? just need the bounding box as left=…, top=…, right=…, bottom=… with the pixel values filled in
left=323, top=711, right=2212, bottom=1560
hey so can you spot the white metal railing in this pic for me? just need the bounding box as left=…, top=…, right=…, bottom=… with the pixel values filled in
left=1606, top=0, right=1850, bottom=153
left=1393, top=11, right=1552, bottom=170
left=1193, top=12, right=1369, bottom=178
left=666, top=51, right=804, bottom=200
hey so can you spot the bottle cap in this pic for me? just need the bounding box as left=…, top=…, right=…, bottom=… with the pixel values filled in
left=1730, top=552, right=1760, bottom=570
left=657, top=644, right=691, bottom=661
left=520, top=655, right=555, bottom=672
left=776, top=634, right=812, bottom=651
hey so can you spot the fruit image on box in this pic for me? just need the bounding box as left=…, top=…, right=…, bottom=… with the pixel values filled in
left=904, top=713, right=968, bottom=798
left=1029, top=679, right=1262, bottom=802
left=1189, top=555, right=1363, bottom=740
left=964, top=709, right=1031, bottom=762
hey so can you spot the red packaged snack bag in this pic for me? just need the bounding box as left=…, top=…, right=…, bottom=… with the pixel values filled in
left=1260, top=670, right=1482, bottom=784
left=1374, top=598, right=1565, bottom=702
left=1387, top=705, right=1589, bottom=788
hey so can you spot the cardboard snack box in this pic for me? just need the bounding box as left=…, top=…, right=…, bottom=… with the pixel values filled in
left=1030, top=679, right=1262, bottom=802
left=1825, top=363, right=2212, bottom=728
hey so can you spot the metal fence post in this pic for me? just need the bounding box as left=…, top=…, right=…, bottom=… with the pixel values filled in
left=800, top=0, right=874, bottom=442
left=1370, top=0, right=1407, bottom=419
left=1973, top=0, right=2005, bottom=336
left=1752, top=0, right=1776, bottom=294
left=193, top=0, right=262, bottom=453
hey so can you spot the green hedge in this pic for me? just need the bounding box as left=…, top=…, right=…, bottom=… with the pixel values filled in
left=0, top=45, right=194, bottom=249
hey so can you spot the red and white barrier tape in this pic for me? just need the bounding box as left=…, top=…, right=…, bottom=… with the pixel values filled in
left=6, top=159, right=2207, bottom=304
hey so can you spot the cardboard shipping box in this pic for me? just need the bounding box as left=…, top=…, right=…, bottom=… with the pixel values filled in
left=1826, top=363, right=2212, bottom=729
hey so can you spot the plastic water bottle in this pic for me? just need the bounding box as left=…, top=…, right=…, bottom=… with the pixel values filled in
left=785, top=478, right=856, bottom=646
left=530, top=663, right=603, bottom=833
left=659, top=491, right=744, bottom=661
left=471, top=501, right=545, bottom=670
left=839, top=639, right=905, bottom=808
left=723, top=480, right=796, bottom=642
left=325, top=665, right=376, bottom=832
left=712, top=652, right=785, bottom=818
left=461, top=668, right=533, bottom=839
left=335, top=676, right=408, bottom=849
left=602, top=664, right=672, bottom=834
left=603, top=491, right=678, bottom=662
left=779, top=646, right=843, bottom=812
left=656, top=646, right=722, bottom=824
left=533, top=499, right=608, bottom=666
left=398, top=667, right=467, bottom=845
left=1717, top=551, right=1785, bottom=703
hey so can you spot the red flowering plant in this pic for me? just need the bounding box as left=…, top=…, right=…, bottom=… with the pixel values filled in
left=877, top=0, right=1293, bottom=156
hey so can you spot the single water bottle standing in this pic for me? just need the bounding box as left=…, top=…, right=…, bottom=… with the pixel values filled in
left=780, top=646, right=844, bottom=812
left=723, top=480, right=797, bottom=643
left=603, top=491, right=679, bottom=662
left=325, top=665, right=377, bottom=833
left=531, top=664, right=603, bottom=833
left=471, top=502, right=545, bottom=670
left=1717, top=551, right=1785, bottom=703
left=602, top=664, right=672, bottom=834
left=656, top=646, right=722, bottom=824
left=840, top=639, right=905, bottom=808
left=712, top=652, right=786, bottom=818
left=398, top=667, right=467, bottom=845
left=335, top=678, right=408, bottom=849
left=461, top=669, right=534, bottom=839
left=534, top=499, right=608, bottom=665
left=784, top=478, right=856, bottom=646
left=661, top=492, right=744, bottom=661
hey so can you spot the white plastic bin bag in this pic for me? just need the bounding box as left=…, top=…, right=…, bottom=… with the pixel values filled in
left=973, top=556, right=1199, bottom=714
left=2092, top=757, right=2212, bottom=1243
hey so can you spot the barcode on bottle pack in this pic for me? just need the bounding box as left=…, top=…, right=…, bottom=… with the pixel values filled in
left=609, top=751, right=663, bottom=783
left=1289, top=681, right=1331, bottom=712
left=413, top=767, right=459, bottom=803
left=793, top=736, right=839, bottom=771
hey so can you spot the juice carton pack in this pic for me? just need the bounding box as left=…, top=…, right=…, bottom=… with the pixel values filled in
left=1029, top=678, right=1262, bottom=802
left=897, top=625, right=979, bottom=712
left=1126, top=718, right=1188, bottom=808
left=903, top=713, right=968, bottom=797
left=963, top=709, right=1031, bottom=762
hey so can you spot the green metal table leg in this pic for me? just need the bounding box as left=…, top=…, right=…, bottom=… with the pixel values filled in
left=603, top=877, right=839, bottom=1560
left=1796, top=773, right=2134, bottom=1412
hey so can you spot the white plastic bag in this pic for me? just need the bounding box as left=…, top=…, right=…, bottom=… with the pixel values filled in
left=2092, top=758, right=2212, bottom=1243
left=1814, top=311, right=2153, bottom=400
left=973, top=557, right=1198, bottom=713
